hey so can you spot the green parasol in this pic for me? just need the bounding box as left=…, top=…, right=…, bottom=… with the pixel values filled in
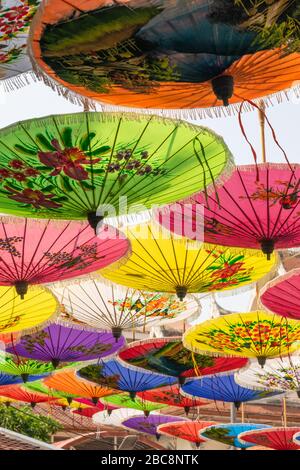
left=0, top=112, right=232, bottom=230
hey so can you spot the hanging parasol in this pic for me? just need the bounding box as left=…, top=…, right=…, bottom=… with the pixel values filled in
left=118, top=337, right=248, bottom=384
left=160, top=164, right=300, bottom=259
left=76, top=359, right=177, bottom=400
left=7, top=319, right=125, bottom=369
left=137, top=384, right=208, bottom=416
left=0, top=112, right=233, bottom=231
left=181, top=374, right=282, bottom=410
left=239, top=427, right=300, bottom=451
left=44, top=370, right=119, bottom=405
left=72, top=405, right=107, bottom=418
left=0, top=217, right=130, bottom=298
left=52, top=281, right=199, bottom=341
left=235, top=356, right=300, bottom=398
left=25, top=379, right=78, bottom=404
left=0, top=0, right=41, bottom=91
left=183, top=311, right=300, bottom=368
left=157, top=420, right=215, bottom=448
left=0, top=285, right=58, bottom=334
left=121, top=414, right=185, bottom=440
left=260, top=268, right=300, bottom=320
left=100, top=393, right=167, bottom=417
left=0, top=371, right=29, bottom=386
left=0, top=353, right=60, bottom=383
left=200, top=423, right=272, bottom=449
left=101, top=222, right=277, bottom=300
left=0, top=384, right=58, bottom=408
left=29, top=1, right=300, bottom=115
left=74, top=397, right=117, bottom=415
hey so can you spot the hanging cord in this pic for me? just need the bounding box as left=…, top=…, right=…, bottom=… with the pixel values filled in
left=258, top=100, right=267, bottom=164
left=238, top=99, right=294, bottom=180
left=282, top=396, right=287, bottom=427
left=193, top=138, right=220, bottom=209
left=10, top=333, right=21, bottom=365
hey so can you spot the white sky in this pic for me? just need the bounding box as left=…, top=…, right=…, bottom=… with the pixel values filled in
left=1, top=80, right=299, bottom=320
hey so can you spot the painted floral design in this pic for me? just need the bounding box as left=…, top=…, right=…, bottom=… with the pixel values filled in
left=4, top=187, right=62, bottom=209
left=240, top=180, right=300, bottom=210
left=0, top=1, right=39, bottom=42
left=22, top=330, right=48, bottom=353
left=79, top=364, right=120, bottom=389
left=110, top=293, right=186, bottom=320
left=194, top=319, right=300, bottom=354
left=203, top=427, right=235, bottom=446
left=44, top=243, right=100, bottom=271
left=69, top=343, right=112, bottom=356
left=0, top=236, right=23, bottom=257
left=204, top=250, right=254, bottom=291
left=0, top=45, right=25, bottom=63
left=254, top=365, right=300, bottom=391
left=0, top=315, right=22, bottom=332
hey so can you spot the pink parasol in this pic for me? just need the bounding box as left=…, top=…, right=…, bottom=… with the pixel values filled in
left=0, top=217, right=129, bottom=298
left=260, top=268, right=300, bottom=320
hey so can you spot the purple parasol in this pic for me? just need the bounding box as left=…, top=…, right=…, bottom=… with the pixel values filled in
left=7, top=320, right=125, bottom=368
left=122, top=414, right=185, bottom=440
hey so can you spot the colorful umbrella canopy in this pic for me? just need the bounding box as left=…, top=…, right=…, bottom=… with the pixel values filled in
left=52, top=281, right=199, bottom=340
left=137, top=385, right=208, bottom=416
left=100, top=393, right=167, bottom=417
left=0, top=112, right=232, bottom=230
left=74, top=398, right=117, bottom=415
left=160, top=164, right=300, bottom=259
left=118, top=337, right=248, bottom=383
left=0, top=385, right=58, bottom=407
left=122, top=414, right=185, bottom=439
left=260, top=269, right=300, bottom=320
left=0, top=217, right=130, bottom=298
left=239, top=427, right=300, bottom=451
left=44, top=370, right=118, bottom=405
left=157, top=420, right=215, bottom=448
left=181, top=374, right=281, bottom=409
left=200, top=423, right=272, bottom=449
left=30, top=1, right=300, bottom=113
left=77, top=360, right=177, bottom=399
left=0, top=353, right=57, bottom=383
left=25, top=380, right=78, bottom=404
left=54, top=398, right=90, bottom=411
left=0, top=371, right=28, bottom=386
left=0, top=285, right=58, bottom=334
left=183, top=311, right=300, bottom=367
left=0, top=0, right=40, bottom=89
left=101, top=222, right=277, bottom=300
left=72, top=405, right=107, bottom=418
left=7, top=319, right=125, bottom=368
left=235, top=357, right=300, bottom=397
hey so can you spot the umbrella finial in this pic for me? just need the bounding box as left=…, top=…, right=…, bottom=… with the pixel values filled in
left=175, top=285, right=187, bottom=301
left=66, top=397, right=73, bottom=405
left=87, top=212, right=104, bottom=234
left=91, top=396, right=99, bottom=405
left=178, top=376, right=186, bottom=386
left=107, top=409, right=113, bottom=416
left=21, top=373, right=29, bottom=383
left=260, top=239, right=274, bottom=260
left=155, top=433, right=161, bottom=441
left=14, top=280, right=28, bottom=299
left=234, top=401, right=241, bottom=410
left=144, top=410, right=150, bottom=417
left=129, top=391, right=136, bottom=401
left=51, top=358, right=60, bottom=369
left=211, top=75, right=234, bottom=107
left=297, top=390, right=300, bottom=399
left=257, top=356, right=266, bottom=368
left=111, top=327, right=122, bottom=343
left=30, top=402, right=36, bottom=409
left=184, top=406, right=190, bottom=416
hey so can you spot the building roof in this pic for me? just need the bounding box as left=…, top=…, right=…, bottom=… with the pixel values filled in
left=0, top=427, right=61, bottom=450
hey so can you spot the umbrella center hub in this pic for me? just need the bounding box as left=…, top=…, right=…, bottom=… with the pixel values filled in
left=211, top=75, right=234, bottom=107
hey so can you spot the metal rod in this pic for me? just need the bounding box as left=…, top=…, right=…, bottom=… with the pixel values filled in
left=259, top=100, right=267, bottom=163
left=282, top=396, right=287, bottom=427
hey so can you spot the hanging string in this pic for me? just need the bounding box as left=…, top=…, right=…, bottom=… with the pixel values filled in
left=238, top=99, right=294, bottom=180
left=258, top=100, right=267, bottom=164
left=241, top=403, right=244, bottom=423
left=282, top=396, right=287, bottom=427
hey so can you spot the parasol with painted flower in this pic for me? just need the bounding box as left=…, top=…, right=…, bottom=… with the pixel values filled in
left=7, top=319, right=125, bottom=369
left=239, top=427, right=300, bottom=451
left=0, top=112, right=233, bottom=232
left=183, top=311, right=300, bottom=368
left=0, top=217, right=129, bottom=299
left=101, top=222, right=277, bottom=300
left=51, top=281, right=199, bottom=341
left=235, top=356, right=300, bottom=398
left=200, top=423, right=272, bottom=449
left=29, top=1, right=300, bottom=115
left=118, top=337, right=248, bottom=385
